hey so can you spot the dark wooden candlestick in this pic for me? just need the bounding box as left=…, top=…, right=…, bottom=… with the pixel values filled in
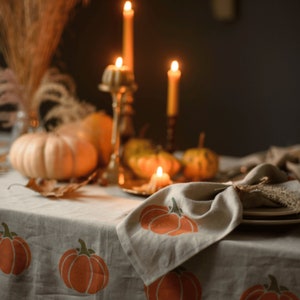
left=165, top=115, right=177, bottom=153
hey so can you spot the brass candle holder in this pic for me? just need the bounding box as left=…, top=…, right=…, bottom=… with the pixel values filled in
left=99, top=60, right=137, bottom=185
left=120, top=91, right=136, bottom=144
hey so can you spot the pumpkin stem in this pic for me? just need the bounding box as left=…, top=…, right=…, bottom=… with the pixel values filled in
left=155, top=145, right=163, bottom=153
left=175, top=266, right=186, bottom=274
left=1, top=222, right=14, bottom=239
left=138, top=123, right=150, bottom=138
left=267, top=274, right=281, bottom=293
left=78, top=239, right=91, bottom=257
left=198, top=132, right=205, bottom=149
left=169, top=198, right=183, bottom=216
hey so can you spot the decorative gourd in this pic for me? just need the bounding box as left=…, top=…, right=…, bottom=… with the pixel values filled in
left=0, top=222, right=31, bottom=275
left=122, top=137, right=155, bottom=167
left=139, top=197, right=198, bottom=236
left=57, top=111, right=113, bottom=166
left=59, top=239, right=109, bottom=294
left=9, top=131, right=98, bottom=180
left=144, top=267, right=202, bottom=300
left=128, top=148, right=181, bottom=180
left=240, top=275, right=298, bottom=300
left=182, top=132, right=219, bottom=181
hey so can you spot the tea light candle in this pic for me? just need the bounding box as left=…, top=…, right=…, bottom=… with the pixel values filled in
left=148, top=166, right=172, bottom=192
left=167, top=60, right=181, bottom=116
left=123, top=1, right=134, bottom=71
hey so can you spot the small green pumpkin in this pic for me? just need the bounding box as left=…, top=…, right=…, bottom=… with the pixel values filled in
left=122, top=138, right=155, bottom=167
left=182, top=133, right=219, bottom=181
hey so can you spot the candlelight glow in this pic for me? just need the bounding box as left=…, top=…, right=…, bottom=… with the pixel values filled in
left=124, top=1, right=132, bottom=12
left=156, top=166, right=163, bottom=177
left=115, top=57, right=123, bottom=68
left=171, top=60, right=179, bottom=72
left=118, top=173, right=125, bottom=185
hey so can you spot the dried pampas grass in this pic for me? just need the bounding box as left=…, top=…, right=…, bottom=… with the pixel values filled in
left=0, top=0, right=89, bottom=115
left=34, top=68, right=95, bottom=129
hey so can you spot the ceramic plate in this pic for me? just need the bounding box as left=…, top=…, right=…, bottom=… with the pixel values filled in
left=242, top=217, right=300, bottom=226
left=243, top=207, right=296, bottom=217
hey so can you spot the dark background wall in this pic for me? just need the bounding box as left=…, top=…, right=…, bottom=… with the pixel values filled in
left=59, top=0, right=300, bottom=156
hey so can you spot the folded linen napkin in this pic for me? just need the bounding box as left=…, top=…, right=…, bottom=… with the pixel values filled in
left=265, top=145, right=300, bottom=179
left=116, top=163, right=300, bottom=285
left=221, top=144, right=300, bottom=180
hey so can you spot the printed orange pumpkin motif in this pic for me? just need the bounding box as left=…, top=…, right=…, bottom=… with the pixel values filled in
left=240, top=274, right=298, bottom=300
left=144, top=267, right=202, bottom=300
left=140, top=198, right=198, bottom=235
left=0, top=222, right=31, bottom=275
left=59, top=239, right=109, bottom=294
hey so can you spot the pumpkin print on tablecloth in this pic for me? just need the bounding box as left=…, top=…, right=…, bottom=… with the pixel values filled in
left=0, top=222, right=31, bottom=275
left=140, top=197, right=198, bottom=236
left=240, top=274, right=299, bottom=300
left=59, top=239, right=109, bottom=294
left=144, top=267, right=202, bottom=300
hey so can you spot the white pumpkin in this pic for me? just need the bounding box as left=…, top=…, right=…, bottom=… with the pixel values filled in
left=9, top=131, right=98, bottom=180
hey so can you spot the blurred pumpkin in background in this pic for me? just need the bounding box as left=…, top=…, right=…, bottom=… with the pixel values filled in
left=127, top=147, right=181, bottom=180
left=57, top=111, right=112, bottom=166
left=122, top=138, right=155, bottom=167
left=182, top=132, right=219, bottom=181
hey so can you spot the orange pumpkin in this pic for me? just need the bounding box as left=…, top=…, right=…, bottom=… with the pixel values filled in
left=144, top=267, right=202, bottom=300
left=139, top=198, right=198, bottom=235
left=240, top=275, right=298, bottom=300
left=0, top=222, right=31, bottom=275
left=128, top=149, right=181, bottom=180
left=9, top=131, right=98, bottom=180
left=59, top=239, right=109, bottom=294
left=57, top=111, right=113, bottom=166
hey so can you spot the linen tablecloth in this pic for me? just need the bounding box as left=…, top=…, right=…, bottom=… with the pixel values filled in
left=0, top=170, right=146, bottom=300
left=0, top=166, right=300, bottom=299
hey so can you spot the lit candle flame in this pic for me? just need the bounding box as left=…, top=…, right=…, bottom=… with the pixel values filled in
left=171, top=60, right=179, bottom=72
left=156, top=166, right=163, bottom=177
left=124, top=1, right=132, bottom=11
left=115, top=57, right=123, bottom=68
left=118, top=173, right=125, bottom=185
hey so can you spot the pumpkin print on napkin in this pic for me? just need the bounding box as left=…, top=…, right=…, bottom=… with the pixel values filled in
left=59, top=238, right=109, bottom=294
left=240, top=274, right=299, bottom=300
left=144, top=267, right=202, bottom=300
left=0, top=222, right=31, bottom=275
left=139, top=197, right=199, bottom=236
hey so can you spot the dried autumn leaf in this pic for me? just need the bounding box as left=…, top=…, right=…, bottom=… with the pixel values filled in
left=0, top=152, right=9, bottom=173
left=0, top=152, right=8, bottom=163
left=25, top=178, right=57, bottom=195
left=9, top=172, right=96, bottom=198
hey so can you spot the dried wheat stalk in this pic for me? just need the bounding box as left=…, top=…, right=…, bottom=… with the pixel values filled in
left=235, top=177, right=300, bottom=213
left=0, top=0, right=88, bottom=115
